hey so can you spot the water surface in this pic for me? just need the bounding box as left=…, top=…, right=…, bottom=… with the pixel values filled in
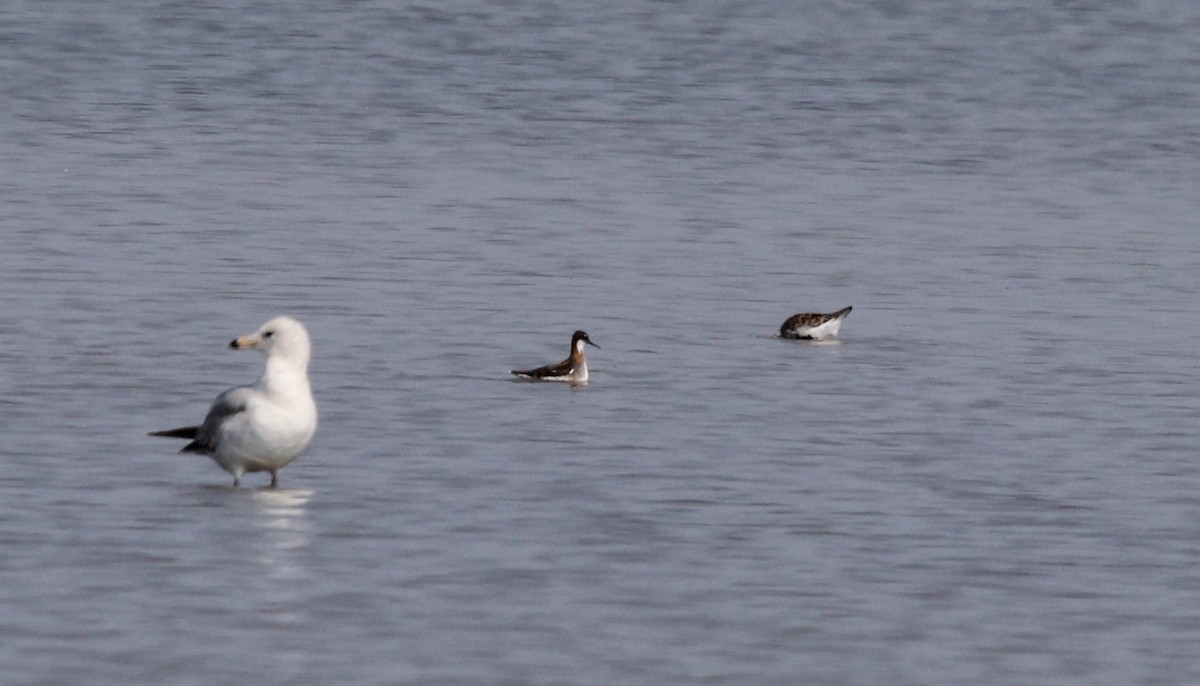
left=2, top=2, right=1199, bottom=684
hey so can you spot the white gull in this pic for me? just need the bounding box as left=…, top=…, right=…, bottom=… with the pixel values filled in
left=150, top=316, right=317, bottom=487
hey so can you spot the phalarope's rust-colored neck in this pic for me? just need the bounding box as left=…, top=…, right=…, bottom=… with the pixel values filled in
left=779, top=306, right=852, bottom=340
left=511, top=330, right=598, bottom=384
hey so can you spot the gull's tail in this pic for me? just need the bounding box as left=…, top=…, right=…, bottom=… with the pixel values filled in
left=149, top=426, right=206, bottom=454
left=149, top=426, right=199, bottom=439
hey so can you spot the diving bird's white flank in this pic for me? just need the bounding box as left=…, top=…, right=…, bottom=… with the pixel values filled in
left=150, top=316, right=317, bottom=487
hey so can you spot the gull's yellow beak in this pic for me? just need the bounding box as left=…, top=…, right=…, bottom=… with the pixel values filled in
left=230, top=333, right=259, bottom=350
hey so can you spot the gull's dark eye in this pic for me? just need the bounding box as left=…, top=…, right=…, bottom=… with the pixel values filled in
left=263, top=330, right=274, bottom=339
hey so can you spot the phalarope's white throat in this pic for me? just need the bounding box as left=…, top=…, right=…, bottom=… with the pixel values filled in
left=150, top=316, right=318, bottom=488
left=511, top=330, right=598, bottom=384
left=779, top=306, right=852, bottom=340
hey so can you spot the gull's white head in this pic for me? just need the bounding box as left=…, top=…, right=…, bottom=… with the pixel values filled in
left=231, top=316, right=312, bottom=367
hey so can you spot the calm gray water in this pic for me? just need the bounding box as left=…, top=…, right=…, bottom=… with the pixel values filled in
left=2, top=1, right=1199, bottom=684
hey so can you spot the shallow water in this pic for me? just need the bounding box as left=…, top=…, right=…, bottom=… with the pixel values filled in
left=2, top=1, right=1200, bottom=684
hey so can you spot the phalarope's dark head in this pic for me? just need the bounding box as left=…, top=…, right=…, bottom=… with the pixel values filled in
left=572, top=330, right=599, bottom=351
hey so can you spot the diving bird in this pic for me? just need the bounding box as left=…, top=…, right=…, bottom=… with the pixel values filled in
left=779, top=306, right=852, bottom=340
left=511, top=330, right=598, bottom=384
left=150, top=316, right=317, bottom=487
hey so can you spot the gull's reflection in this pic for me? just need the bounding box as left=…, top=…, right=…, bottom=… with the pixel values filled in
left=250, top=487, right=313, bottom=535
left=248, top=488, right=313, bottom=624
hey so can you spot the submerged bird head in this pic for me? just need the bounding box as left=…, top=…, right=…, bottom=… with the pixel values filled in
left=572, top=330, right=598, bottom=352
left=231, top=316, right=312, bottom=367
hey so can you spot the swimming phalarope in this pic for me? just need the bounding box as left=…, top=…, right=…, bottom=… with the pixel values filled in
left=779, top=306, right=852, bottom=340
left=149, top=316, right=318, bottom=488
left=511, top=330, right=598, bottom=384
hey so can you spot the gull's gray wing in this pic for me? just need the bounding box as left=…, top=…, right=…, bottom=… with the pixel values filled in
left=187, top=386, right=254, bottom=454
